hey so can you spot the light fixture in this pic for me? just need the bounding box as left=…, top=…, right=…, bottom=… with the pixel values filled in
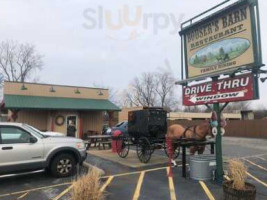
left=20, top=83, right=27, bottom=90
left=50, top=86, right=56, bottom=92
left=98, top=90, right=103, bottom=96
left=75, top=88, right=81, bottom=94
left=260, top=77, right=267, bottom=83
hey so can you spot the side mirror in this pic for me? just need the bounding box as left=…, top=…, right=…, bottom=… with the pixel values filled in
left=29, top=136, right=38, bottom=143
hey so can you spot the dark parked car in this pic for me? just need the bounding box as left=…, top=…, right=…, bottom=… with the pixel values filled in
left=111, top=121, right=128, bottom=136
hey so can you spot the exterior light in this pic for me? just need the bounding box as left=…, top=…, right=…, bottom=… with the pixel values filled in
left=260, top=77, right=267, bottom=83
left=20, top=84, right=27, bottom=90
left=98, top=90, right=103, bottom=96
left=75, top=88, right=81, bottom=94
left=50, top=86, right=56, bottom=92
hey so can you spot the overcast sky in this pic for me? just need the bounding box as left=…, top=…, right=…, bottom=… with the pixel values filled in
left=0, top=0, right=266, bottom=108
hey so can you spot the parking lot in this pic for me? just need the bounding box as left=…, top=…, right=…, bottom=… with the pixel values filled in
left=0, top=137, right=267, bottom=200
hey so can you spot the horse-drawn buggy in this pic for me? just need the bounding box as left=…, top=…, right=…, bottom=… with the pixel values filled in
left=115, top=107, right=180, bottom=163
left=115, top=107, right=216, bottom=173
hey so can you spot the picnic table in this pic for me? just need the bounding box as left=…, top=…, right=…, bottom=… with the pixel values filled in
left=84, top=135, right=112, bottom=150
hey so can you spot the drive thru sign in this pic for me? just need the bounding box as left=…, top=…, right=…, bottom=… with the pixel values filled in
left=183, top=74, right=254, bottom=106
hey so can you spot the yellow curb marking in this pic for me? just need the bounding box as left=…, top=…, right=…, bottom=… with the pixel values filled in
left=247, top=172, right=267, bottom=188
left=132, top=171, right=145, bottom=200
left=166, top=168, right=177, bottom=200
left=243, top=158, right=267, bottom=172
left=199, top=181, right=215, bottom=200
left=17, top=192, right=29, bottom=199
left=100, top=176, right=114, bottom=192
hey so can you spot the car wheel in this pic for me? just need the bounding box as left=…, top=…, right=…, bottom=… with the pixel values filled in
left=50, top=154, right=77, bottom=178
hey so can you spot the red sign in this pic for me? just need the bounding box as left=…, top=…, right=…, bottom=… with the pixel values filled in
left=183, top=74, right=254, bottom=106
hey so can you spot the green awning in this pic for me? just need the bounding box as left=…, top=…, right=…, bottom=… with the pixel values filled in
left=4, top=95, right=120, bottom=111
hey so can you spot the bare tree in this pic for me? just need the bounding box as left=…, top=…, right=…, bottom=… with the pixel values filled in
left=126, top=72, right=157, bottom=107
left=223, top=101, right=252, bottom=113
left=0, top=40, right=43, bottom=82
left=183, top=105, right=204, bottom=112
left=155, top=65, right=176, bottom=109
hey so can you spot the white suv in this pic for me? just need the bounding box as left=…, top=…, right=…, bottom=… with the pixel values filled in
left=0, top=123, right=87, bottom=177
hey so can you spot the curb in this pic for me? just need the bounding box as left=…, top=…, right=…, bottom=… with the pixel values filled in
left=83, top=162, right=105, bottom=176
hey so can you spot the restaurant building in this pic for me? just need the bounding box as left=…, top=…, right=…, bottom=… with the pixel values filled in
left=2, top=82, right=120, bottom=138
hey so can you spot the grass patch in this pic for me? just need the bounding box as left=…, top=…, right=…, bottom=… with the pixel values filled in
left=71, top=168, right=104, bottom=200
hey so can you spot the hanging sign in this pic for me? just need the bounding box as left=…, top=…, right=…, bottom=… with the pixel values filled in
left=183, top=74, right=255, bottom=106
left=180, top=0, right=258, bottom=79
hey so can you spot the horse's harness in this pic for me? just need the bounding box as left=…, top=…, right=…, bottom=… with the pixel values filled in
left=182, top=125, right=205, bottom=140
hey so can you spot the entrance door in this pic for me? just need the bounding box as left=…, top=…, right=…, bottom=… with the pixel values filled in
left=66, top=115, right=78, bottom=137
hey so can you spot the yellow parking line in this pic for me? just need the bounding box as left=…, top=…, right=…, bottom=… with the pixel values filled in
left=132, top=171, right=145, bottom=200
left=100, top=176, right=114, bottom=192
left=199, top=181, right=215, bottom=200
left=247, top=172, right=267, bottom=188
left=102, top=164, right=185, bottom=179
left=1, top=164, right=185, bottom=198
left=0, top=182, right=71, bottom=198
left=243, top=159, right=267, bottom=172
left=53, top=185, right=73, bottom=200
left=224, top=175, right=231, bottom=181
left=17, top=192, right=28, bottom=199
left=166, top=168, right=177, bottom=200
left=256, top=156, right=266, bottom=161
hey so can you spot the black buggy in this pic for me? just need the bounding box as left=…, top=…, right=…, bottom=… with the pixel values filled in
left=115, top=107, right=180, bottom=163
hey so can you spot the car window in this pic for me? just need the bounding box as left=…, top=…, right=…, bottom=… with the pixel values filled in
left=0, top=127, right=32, bottom=144
left=22, top=124, right=44, bottom=138
left=115, top=122, right=124, bottom=127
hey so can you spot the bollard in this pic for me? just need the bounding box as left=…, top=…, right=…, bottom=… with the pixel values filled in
left=111, top=130, right=122, bottom=153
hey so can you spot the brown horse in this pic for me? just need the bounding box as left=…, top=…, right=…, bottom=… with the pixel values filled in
left=166, top=121, right=213, bottom=156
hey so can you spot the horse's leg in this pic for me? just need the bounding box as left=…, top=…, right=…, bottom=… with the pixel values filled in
left=171, top=142, right=178, bottom=166
left=197, top=145, right=205, bottom=154
left=190, top=146, right=196, bottom=155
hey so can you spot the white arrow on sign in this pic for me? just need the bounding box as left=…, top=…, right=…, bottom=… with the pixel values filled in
left=189, top=91, right=246, bottom=104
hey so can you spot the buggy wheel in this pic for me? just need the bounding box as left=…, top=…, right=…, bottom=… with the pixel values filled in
left=136, top=137, right=152, bottom=163
left=150, top=143, right=156, bottom=155
left=164, top=142, right=181, bottom=159
left=116, top=136, right=130, bottom=158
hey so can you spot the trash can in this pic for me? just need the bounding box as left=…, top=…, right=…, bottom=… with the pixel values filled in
left=112, top=130, right=122, bottom=153
left=189, top=155, right=216, bottom=181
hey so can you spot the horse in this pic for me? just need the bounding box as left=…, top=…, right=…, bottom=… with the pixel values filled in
left=166, top=121, right=213, bottom=166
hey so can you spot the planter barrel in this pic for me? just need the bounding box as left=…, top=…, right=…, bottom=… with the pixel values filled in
left=223, top=181, right=256, bottom=200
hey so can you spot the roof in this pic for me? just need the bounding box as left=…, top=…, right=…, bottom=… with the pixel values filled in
left=4, top=95, right=120, bottom=111
left=4, top=81, right=108, bottom=90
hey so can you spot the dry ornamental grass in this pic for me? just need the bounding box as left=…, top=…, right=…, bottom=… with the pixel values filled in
left=71, top=168, right=104, bottom=200
left=228, top=159, right=248, bottom=190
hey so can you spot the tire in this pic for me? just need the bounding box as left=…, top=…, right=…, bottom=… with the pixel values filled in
left=136, top=137, right=152, bottom=163
left=50, top=153, right=77, bottom=178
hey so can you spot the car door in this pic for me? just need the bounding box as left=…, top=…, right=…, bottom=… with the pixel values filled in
left=0, top=126, right=44, bottom=174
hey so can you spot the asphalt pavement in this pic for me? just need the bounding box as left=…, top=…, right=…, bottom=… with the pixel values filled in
left=0, top=137, right=267, bottom=200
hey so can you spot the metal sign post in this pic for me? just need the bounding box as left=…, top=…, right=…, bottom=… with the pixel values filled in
left=214, top=103, right=223, bottom=183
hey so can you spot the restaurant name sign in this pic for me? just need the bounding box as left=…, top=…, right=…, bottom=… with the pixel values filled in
left=181, top=0, right=256, bottom=79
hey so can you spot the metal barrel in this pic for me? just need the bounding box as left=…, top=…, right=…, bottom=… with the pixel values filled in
left=189, top=155, right=216, bottom=181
